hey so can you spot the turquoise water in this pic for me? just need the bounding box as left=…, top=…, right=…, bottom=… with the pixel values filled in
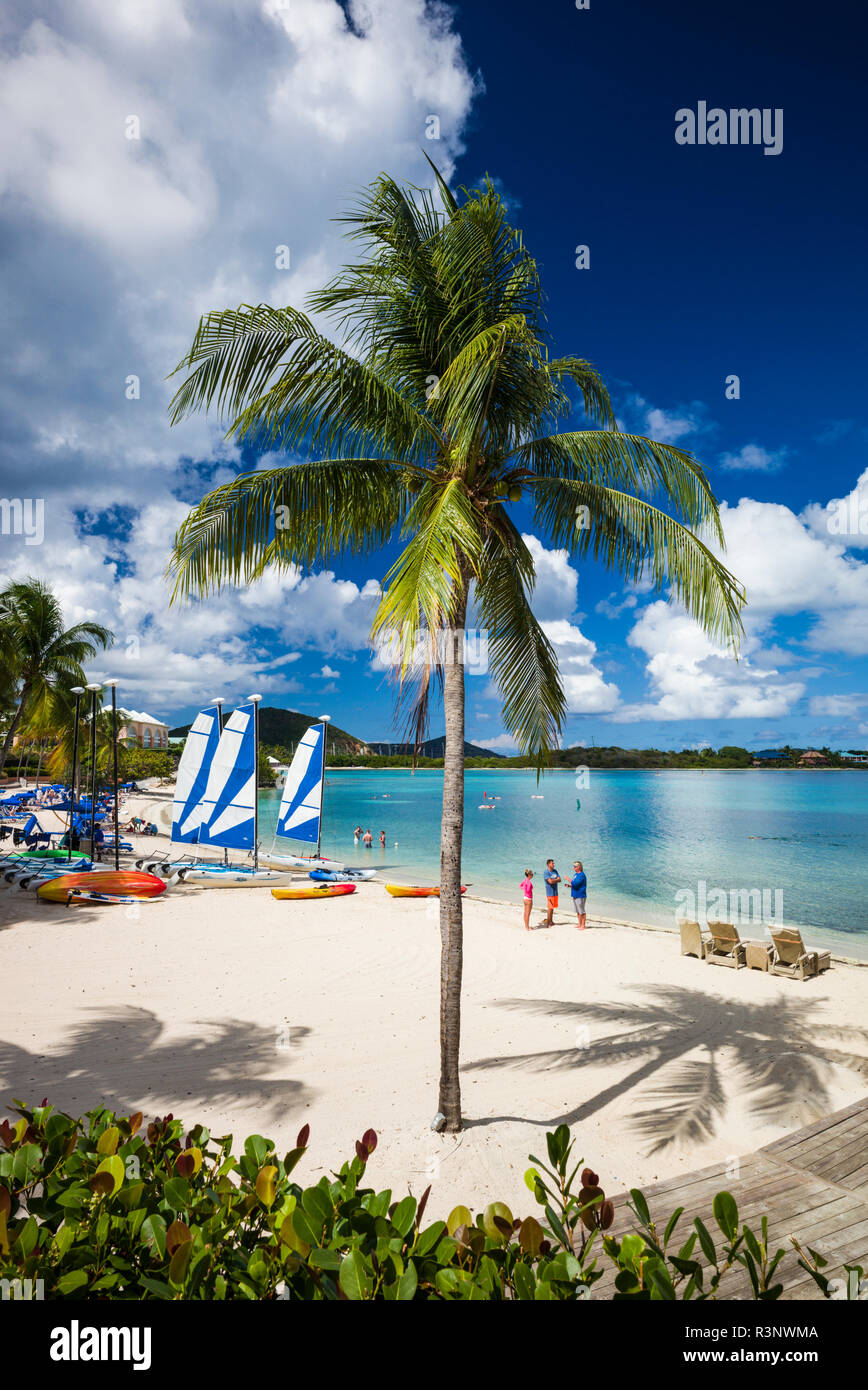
left=259, top=769, right=868, bottom=958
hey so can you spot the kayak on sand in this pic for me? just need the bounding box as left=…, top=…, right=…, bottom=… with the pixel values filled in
left=271, top=883, right=356, bottom=900
left=384, top=884, right=467, bottom=898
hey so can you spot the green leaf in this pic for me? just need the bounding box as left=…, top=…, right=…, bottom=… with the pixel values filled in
left=713, top=1191, right=738, bottom=1241
left=513, top=1262, right=536, bottom=1300
left=391, top=1195, right=417, bottom=1237
left=94, top=1155, right=124, bottom=1197
left=339, top=1250, right=372, bottom=1301
left=446, top=1205, right=473, bottom=1236
left=630, top=1189, right=651, bottom=1226
left=12, top=1144, right=41, bottom=1185
left=395, top=1263, right=418, bottom=1300
left=694, top=1218, right=717, bottom=1266
left=141, top=1213, right=167, bottom=1260
left=56, top=1270, right=89, bottom=1295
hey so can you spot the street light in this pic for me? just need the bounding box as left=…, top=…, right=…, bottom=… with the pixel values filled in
left=85, top=683, right=102, bottom=859
left=67, top=687, right=85, bottom=862
left=103, top=679, right=120, bottom=871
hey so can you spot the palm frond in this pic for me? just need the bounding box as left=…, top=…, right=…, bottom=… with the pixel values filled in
left=169, top=459, right=410, bottom=600
left=532, top=478, right=745, bottom=647
left=515, top=430, right=725, bottom=539
left=474, top=522, right=567, bottom=767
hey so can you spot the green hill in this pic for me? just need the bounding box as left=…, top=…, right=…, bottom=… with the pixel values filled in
left=169, top=707, right=366, bottom=756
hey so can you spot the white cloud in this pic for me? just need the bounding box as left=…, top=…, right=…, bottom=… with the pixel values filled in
left=719, top=444, right=787, bottom=472
left=612, top=486, right=868, bottom=720
left=617, top=394, right=712, bottom=445
left=802, top=466, right=868, bottom=552
left=808, top=694, right=865, bottom=717
left=0, top=0, right=478, bottom=716
left=319, top=664, right=340, bottom=678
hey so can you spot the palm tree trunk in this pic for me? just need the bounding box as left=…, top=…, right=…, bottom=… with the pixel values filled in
left=438, top=579, right=468, bottom=1131
left=1, top=690, right=28, bottom=776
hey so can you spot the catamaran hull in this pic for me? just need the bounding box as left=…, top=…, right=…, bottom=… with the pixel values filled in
left=309, top=868, right=376, bottom=882
left=261, top=852, right=346, bottom=873
left=177, top=867, right=298, bottom=888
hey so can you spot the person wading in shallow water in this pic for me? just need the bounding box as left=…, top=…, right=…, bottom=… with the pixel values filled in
left=519, top=869, right=534, bottom=931
left=570, top=860, right=587, bottom=930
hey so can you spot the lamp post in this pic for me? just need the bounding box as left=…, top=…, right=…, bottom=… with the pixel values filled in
left=67, top=687, right=85, bottom=862
left=316, top=714, right=331, bottom=862
left=103, top=679, right=120, bottom=871
left=85, top=683, right=102, bottom=858
left=209, top=698, right=226, bottom=864
left=247, top=694, right=262, bottom=871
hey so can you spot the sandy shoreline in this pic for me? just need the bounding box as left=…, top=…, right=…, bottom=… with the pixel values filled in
left=2, top=789, right=867, bottom=1220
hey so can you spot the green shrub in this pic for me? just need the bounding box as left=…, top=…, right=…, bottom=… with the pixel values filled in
left=0, top=1101, right=861, bottom=1300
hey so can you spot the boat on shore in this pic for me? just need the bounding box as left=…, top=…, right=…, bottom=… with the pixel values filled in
left=385, top=884, right=466, bottom=898
left=271, top=882, right=356, bottom=900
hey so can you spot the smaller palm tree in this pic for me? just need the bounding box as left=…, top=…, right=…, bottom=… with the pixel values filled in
left=0, top=578, right=113, bottom=772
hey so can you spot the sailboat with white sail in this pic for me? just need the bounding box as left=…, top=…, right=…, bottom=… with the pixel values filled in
left=140, top=696, right=297, bottom=887
left=260, top=720, right=348, bottom=872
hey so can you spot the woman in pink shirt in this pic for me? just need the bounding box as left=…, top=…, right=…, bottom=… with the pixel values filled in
left=520, top=869, right=534, bottom=931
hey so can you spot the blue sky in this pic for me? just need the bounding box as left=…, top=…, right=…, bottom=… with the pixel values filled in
left=1, top=0, right=866, bottom=752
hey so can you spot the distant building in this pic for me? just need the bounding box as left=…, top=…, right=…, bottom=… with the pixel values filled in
left=108, top=707, right=170, bottom=750
left=753, top=749, right=786, bottom=761
left=798, top=750, right=828, bottom=766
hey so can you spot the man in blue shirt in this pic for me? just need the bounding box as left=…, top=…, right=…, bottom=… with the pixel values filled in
left=570, top=861, right=587, bottom=930
left=543, top=858, right=560, bottom=927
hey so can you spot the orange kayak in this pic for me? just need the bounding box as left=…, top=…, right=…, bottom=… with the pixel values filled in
left=271, top=883, right=356, bottom=900
left=385, top=885, right=467, bottom=898
left=36, top=871, right=167, bottom=903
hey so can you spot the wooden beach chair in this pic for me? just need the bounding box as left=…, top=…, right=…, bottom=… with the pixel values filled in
left=679, top=919, right=710, bottom=960
left=705, top=921, right=747, bottom=968
left=769, top=928, right=832, bottom=981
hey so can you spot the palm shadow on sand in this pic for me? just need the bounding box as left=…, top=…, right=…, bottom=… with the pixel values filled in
left=463, top=986, right=868, bottom=1152
left=0, top=1006, right=313, bottom=1132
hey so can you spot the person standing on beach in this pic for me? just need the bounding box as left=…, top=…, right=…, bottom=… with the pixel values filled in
left=543, top=858, right=560, bottom=927
left=520, top=869, right=534, bottom=931
left=570, top=860, right=587, bottom=930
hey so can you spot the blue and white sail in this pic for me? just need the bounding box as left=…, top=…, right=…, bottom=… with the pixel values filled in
left=171, top=706, right=220, bottom=844
left=198, top=704, right=257, bottom=849
left=276, top=723, right=324, bottom=844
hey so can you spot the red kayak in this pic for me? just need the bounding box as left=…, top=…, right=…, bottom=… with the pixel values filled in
left=37, top=871, right=167, bottom=904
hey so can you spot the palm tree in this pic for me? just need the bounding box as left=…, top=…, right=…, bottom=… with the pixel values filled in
left=166, top=168, right=745, bottom=1131
left=0, top=578, right=113, bottom=772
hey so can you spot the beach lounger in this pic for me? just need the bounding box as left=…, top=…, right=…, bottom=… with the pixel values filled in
left=769, top=927, right=832, bottom=981
left=705, top=921, right=747, bottom=968
left=679, top=919, right=710, bottom=959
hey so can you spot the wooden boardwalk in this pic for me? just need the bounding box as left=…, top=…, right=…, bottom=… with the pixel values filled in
left=595, top=1097, right=868, bottom=1299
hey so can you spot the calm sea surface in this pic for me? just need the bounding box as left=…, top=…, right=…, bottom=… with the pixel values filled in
left=259, top=769, right=868, bottom=958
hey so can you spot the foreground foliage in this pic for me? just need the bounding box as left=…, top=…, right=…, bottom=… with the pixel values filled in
left=0, top=1103, right=860, bottom=1300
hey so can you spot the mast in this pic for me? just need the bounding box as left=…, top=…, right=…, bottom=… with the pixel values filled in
left=317, top=714, right=330, bottom=860
left=67, top=687, right=84, bottom=861
left=249, top=693, right=262, bottom=870
left=210, top=696, right=226, bottom=864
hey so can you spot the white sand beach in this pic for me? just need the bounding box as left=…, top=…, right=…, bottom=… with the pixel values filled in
left=2, top=789, right=867, bottom=1220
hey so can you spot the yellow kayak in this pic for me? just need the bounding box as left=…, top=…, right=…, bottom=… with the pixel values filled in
left=271, top=883, right=356, bottom=900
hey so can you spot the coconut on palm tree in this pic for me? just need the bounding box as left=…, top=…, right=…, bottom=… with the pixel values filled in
left=167, top=167, right=745, bottom=1132
left=0, top=578, right=114, bottom=772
